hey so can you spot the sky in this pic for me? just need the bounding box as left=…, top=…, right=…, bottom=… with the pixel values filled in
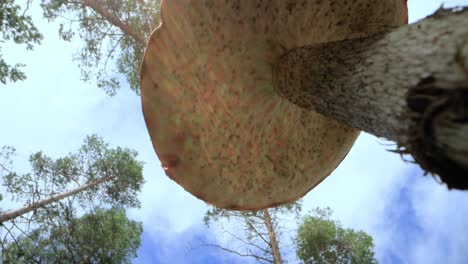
left=1, top=1, right=468, bottom=263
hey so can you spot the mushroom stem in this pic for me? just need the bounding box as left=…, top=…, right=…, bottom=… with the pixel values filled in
left=276, top=8, right=468, bottom=189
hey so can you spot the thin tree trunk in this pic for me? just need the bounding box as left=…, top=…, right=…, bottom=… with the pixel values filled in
left=276, top=8, right=468, bottom=189
left=0, top=176, right=115, bottom=223
left=82, top=0, right=146, bottom=46
left=262, top=209, right=283, bottom=264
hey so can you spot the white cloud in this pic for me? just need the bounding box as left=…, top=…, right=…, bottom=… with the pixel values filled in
left=408, top=178, right=468, bottom=263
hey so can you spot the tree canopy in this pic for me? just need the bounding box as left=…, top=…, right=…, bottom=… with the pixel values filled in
left=0, top=134, right=144, bottom=261
left=2, top=134, right=144, bottom=213
left=295, top=207, right=377, bottom=264
left=1, top=0, right=159, bottom=93
left=1, top=207, right=143, bottom=263
left=0, top=0, right=43, bottom=84
left=40, top=0, right=160, bottom=95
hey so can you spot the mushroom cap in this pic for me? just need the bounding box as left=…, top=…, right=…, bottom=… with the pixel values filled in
left=141, top=0, right=408, bottom=210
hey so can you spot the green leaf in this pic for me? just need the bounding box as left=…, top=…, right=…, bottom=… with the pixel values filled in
left=0, top=0, right=43, bottom=84
left=295, top=207, right=378, bottom=264
left=40, top=0, right=160, bottom=95
left=1, top=208, right=143, bottom=264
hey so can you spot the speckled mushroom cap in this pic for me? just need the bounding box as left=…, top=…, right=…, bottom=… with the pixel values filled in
left=140, top=0, right=408, bottom=210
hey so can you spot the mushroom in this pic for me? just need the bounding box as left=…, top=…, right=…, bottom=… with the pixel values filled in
left=140, top=0, right=408, bottom=210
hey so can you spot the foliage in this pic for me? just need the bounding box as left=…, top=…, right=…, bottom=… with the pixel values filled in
left=295, top=207, right=377, bottom=264
left=0, top=145, right=16, bottom=213
left=0, top=134, right=144, bottom=261
left=204, top=202, right=302, bottom=226
left=0, top=0, right=43, bottom=84
left=2, top=134, right=144, bottom=210
left=40, top=0, right=160, bottom=95
left=1, top=208, right=143, bottom=263
left=203, top=202, right=302, bottom=264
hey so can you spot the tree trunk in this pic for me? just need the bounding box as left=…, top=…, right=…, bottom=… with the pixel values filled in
left=82, top=0, right=146, bottom=46
left=0, top=176, right=115, bottom=223
left=276, top=8, right=468, bottom=189
left=262, top=209, right=283, bottom=264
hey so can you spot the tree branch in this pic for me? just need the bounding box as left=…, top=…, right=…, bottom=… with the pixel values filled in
left=0, top=163, right=13, bottom=175
left=244, top=217, right=271, bottom=246
left=0, top=175, right=115, bottom=223
left=277, top=7, right=468, bottom=189
left=81, top=0, right=146, bottom=46
left=199, top=242, right=273, bottom=263
left=223, top=229, right=272, bottom=256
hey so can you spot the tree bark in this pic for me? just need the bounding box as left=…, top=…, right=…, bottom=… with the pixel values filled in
left=262, top=209, right=283, bottom=264
left=276, top=8, right=468, bottom=189
left=82, top=0, right=146, bottom=46
left=0, top=176, right=115, bottom=223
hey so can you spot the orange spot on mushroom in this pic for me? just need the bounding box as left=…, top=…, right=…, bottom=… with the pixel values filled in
left=229, top=147, right=236, bottom=158
left=265, top=101, right=276, bottom=114
left=201, top=81, right=217, bottom=102
left=159, top=153, right=180, bottom=180
left=275, top=139, right=287, bottom=148
left=172, top=132, right=186, bottom=145
left=160, top=154, right=180, bottom=168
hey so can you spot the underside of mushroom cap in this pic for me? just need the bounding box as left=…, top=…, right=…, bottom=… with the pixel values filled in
left=140, top=0, right=408, bottom=210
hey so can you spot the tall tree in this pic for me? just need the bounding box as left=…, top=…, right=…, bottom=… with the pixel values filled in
left=0, top=0, right=43, bottom=84
left=0, top=134, right=144, bottom=258
left=1, top=207, right=143, bottom=263
left=40, top=0, right=160, bottom=95
left=203, top=202, right=302, bottom=264
left=295, top=207, right=377, bottom=264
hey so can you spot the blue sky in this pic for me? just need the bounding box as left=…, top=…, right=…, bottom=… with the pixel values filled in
left=1, top=1, right=468, bottom=263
